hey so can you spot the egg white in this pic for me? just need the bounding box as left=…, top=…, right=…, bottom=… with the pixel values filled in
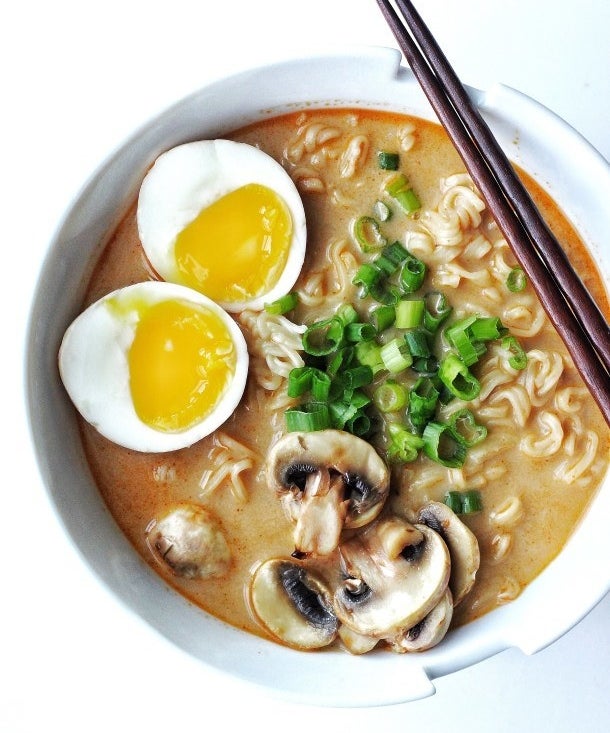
left=58, top=281, right=249, bottom=453
left=137, top=139, right=307, bottom=312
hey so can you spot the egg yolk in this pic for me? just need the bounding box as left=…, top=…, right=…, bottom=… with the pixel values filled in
left=127, top=299, right=236, bottom=433
left=174, top=183, right=292, bottom=303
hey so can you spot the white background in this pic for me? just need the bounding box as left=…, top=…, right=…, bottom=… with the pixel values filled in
left=5, top=1, right=609, bottom=731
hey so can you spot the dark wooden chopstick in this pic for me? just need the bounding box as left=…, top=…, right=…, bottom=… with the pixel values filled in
left=376, top=0, right=610, bottom=425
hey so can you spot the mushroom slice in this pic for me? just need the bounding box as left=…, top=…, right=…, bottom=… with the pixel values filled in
left=267, top=430, right=390, bottom=557
left=146, top=503, right=231, bottom=579
left=338, top=625, right=379, bottom=655
left=418, top=502, right=480, bottom=606
left=249, top=558, right=338, bottom=650
left=333, top=519, right=450, bottom=638
left=388, top=589, right=454, bottom=653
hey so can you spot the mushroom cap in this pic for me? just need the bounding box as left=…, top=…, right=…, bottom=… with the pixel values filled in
left=249, top=558, right=339, bottom=650
left=267, top=430, right=390, bottom=530
left=333, top=518, right=451, bottom=638
left=146, top=503, right=231, bottom=579
left=418, top=501, right=480, bottom=606
left=388, top=588, right=454, bottom=653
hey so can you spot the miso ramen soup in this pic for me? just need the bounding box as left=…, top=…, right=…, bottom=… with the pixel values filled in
left=71, top=109, right=609, bottom=654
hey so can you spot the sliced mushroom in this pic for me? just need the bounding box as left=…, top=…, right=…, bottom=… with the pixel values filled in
left=388, top=588, right=454, bottom=653
left=333, top=518, right=450, bottom=638
left=267, top=430, right=390, bottom=557
left=418, top=502, right=480, bottom=606
left=338, top=625, right=379, bottom=655
left=248, top=558, right=338, bottom=650
left=145, top=503, right=231, bottom=579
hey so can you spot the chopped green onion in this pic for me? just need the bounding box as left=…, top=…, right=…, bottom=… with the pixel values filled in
left=408, top=377, right=440, bottom=427
left=438, top=354, right=481, bottom=401
left=345, top=321, right=376, bottom=343
left=311, top=370, right=332, bottom=402
left=326, top=346, right=354, bottom=377
left=373, top=200, right=392, bottom=222
left=422, top=421, right=467, bottom=468
left=337, top=303, right=358, bottom=326
left=412, top=354, right=439, bottom=376
left=341, top=365, right=374, bottom=391
left=264, top=292, right=298, bottom=315
left=387, top=422, right=425, bottom=462
left=507, top=267, right=527, bottom=292
left=370, top=305, right=396, bottom=332
left=373, top=381, right=408, bottom=412
left=369, top=283, right=402, bottom=306
left=380, top=337, right=413, bottom=374
left=355, top=340, right=385, bottom=374
left=399, top=254, right=427, bottom=293
left=449, top=408, right=487, bottom=447
left=502, top=335, right=528, bottom=370
left=353, top=263, right=383, bottom=297
left=287, top=366, right=313, bottom=397
left=378, top=151, right=400, bottom=170
left=395, top=298, right=425, bottom=329
left=424, top=291, right=452, bottom=333
left=404, top=328, right=431, bottom=358
left=352, top=216, right=387, bottom=253
left=444, top=489, right=483, bottom=514
left=285, top=402, right=331, bottom=432
left=446, top=324, right=484, bottom=366
left=302, top=317, right=344, bottom=356
left=385, top=173, right=421, bottom=215
left=469, top=317, right=507, bottom=342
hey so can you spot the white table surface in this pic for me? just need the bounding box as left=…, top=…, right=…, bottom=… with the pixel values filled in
left=5, top=1, right=609, bottom=730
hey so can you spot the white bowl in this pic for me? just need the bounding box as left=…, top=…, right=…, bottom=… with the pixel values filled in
left=25, top=47, right=610, bottom=707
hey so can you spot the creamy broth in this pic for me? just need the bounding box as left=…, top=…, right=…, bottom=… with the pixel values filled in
left=80, top=109, right=609, bottom=645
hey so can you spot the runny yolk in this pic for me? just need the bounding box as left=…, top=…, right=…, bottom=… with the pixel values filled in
left=173, top=183, right=293, bottom=303
left=127, top=299, right=236, bottom=433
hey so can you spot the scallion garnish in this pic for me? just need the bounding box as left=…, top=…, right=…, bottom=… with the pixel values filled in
left=387, top=422, right=425, bottom=462
left=423, top=291, right=452, bottom=332
left=264, top=292, right=298, bottom=315
left=399, top=254, right=427, bottom=293
left=352, top=215, right=388, bottom=253
left=380, top=337, right=413, bottom=374
left=507, top=266, right=527, bottom=292
left=438, top=354, right=481, bottom=401
left=287, top=366, right=313, bottom=397
left=353, top=263, right=383, bottom=297
left=373, top=200, right=392, bottom=222
left=373, top=381, right=408, bottom=413
left=302, top=317, right=345, bottom=356
left=422, top=421, right=467, bottom=468
left=469, top=317, right=507, bottom=342
left=395, top=298, right=425, bottom=329
left=355, top=340, right=385, bottom=374
left=408, top=377, right=440, bottom=428
left=385, top=173, right=421, bottom=215
left=370, top=305, right=396, bottom=332
left=377, top=151, right=399, bottom=170
left=444, top=489, right=483, bottom=514
left=449, top=408, right=487, bottom=447
left=404, top=328, right=431, bottom=358
left=285, top=402, right=331, bottom=432
left=502, top=335, right=528, bottom=370
left=345, top=321, right=376, bottom=343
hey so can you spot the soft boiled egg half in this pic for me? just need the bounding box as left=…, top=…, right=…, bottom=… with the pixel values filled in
left=137, top=139, right=307, bottom=312
left=59, top=281, right=249, bottom=452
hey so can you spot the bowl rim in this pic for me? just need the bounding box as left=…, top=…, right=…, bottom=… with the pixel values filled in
left=25, top=45, right=610, bottom=707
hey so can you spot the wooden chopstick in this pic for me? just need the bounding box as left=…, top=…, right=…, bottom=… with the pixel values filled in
left=376, top=0, right=610, bottom=425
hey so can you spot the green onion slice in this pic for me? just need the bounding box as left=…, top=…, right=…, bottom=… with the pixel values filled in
left=287, top=366, right=313, bottom=398
left=449, top=408, right=487, bottom=447
left=438, top=354, right=481, bottom=401
left=424, top=291, right=452, bottom=333
left=302, top=317, right=344, bottom=356
left=264, top=292, right=298, bottom=315
left=404, top=328, right=431, bottom=358
left=373, top=380, right=408, bottom=412
left=345, top=322, right=376, bottom=343
left=422, top=421, right=468, bottom=468
left=353, top=263, right=383, bottom=297
left=377, top=151, right=400, bottom=170
left=355, top=340, right=385, bottom=374
left=507, top=267, right=527, bottom=292
left=352, top=216, right=388, bottom=253
left=502, top=335, right=528, bottom=370
left=370, top=305, right=396, bottom=332
left=444, top=490, right=483, bottom=514
left=380, top=337, right=413, bottom=374
left=395, top=298, right=425, bottom=329
left=387, top=422, right=425, bottom=462
left=373, top=200, right=392, bottom=222
left=385, top=173, right=421, bottom=215
left=399, top=254, right=427, bottom=293
left=469, top=317, right=508, bottom=342
left=285, top=402, right=331, bottom=432
left=408, top=377, right=440, bottom=427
